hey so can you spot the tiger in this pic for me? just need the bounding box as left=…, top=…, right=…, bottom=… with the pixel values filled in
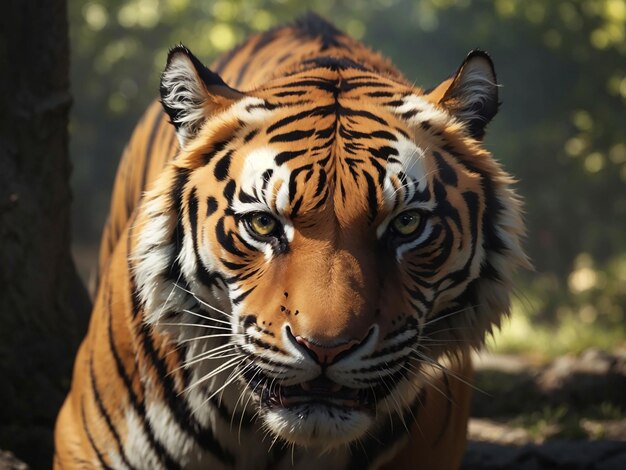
left=54, top=12, right=528, bottom=470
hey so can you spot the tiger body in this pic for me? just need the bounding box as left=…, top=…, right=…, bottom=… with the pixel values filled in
left=55, top=14, right=527, bottom=470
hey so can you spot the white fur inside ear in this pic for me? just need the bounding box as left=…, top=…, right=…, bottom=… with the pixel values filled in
left=161, top=53, right=209, bottom=147
left=448, top=56, right=498, bottom=126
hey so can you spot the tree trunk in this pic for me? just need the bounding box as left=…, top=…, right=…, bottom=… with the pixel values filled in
left=0, top=1, right=91, bottom=467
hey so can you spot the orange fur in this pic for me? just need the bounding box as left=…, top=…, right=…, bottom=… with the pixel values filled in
left=55, top=14, right=526, bottom=469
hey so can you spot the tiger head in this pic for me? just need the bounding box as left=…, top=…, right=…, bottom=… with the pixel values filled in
left=132, top=45, right=528, bottom=449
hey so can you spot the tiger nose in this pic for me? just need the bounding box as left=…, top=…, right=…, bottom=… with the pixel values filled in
left=292, top=332, right=365, bottom=365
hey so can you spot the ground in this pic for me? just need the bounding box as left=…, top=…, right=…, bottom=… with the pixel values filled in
left=463, top=349, right=626, bottom=469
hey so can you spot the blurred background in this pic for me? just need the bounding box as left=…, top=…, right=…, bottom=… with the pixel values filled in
left=69, top=0, right=626, bottom=361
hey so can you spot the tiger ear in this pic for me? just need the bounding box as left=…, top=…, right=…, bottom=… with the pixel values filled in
left=160, top=45, right=244, bottom=147
left=427, top=50, right=499, bottom=140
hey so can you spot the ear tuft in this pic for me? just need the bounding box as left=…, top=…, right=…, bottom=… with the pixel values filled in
left=440, top=50, right=499, bottom=140
left=160, top=44, right=241, bottom=147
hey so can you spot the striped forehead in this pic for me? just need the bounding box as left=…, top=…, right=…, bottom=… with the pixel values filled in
left=224, top=82, right=440, bottom=223
left=230, top=133, right=433, bottom=218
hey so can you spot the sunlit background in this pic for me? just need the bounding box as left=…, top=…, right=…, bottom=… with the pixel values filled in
left=69, top=0, right=626, bottom=361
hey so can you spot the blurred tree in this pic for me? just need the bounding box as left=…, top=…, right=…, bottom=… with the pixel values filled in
left=0, top=0, right=91, bottom=466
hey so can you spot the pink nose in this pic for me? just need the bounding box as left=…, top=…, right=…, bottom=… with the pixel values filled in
left=295, top=335, right=361, bottom=365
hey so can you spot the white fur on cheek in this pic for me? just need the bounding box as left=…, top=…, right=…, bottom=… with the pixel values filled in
left=132, top=193, right=190, bottom=324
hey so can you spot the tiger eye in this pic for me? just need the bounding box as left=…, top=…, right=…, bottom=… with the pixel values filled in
left=249, top=213, right=278, bottom=237
left=391, top=210, right=422, bottom=236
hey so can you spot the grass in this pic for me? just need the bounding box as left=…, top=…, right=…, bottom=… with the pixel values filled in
left=510, top=402, right=626, bottom=441
left=486, top=300, right=626, bottom=361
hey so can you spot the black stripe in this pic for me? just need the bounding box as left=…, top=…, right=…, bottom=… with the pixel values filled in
left=433, top=150, right=458, bottom=186
left=89, top=357, right=137, bottom=470
left=235, top=232, right=258, bottom=252
left=363, top=171, right=379, bottom=223
left=248, top=336, right=286, bottom=354
left=340, top=105, right=389, bottom=125
left=220, top=259, right=247, bottom=270
left=243, top=128, right=259, bottom=143
left=368, top=157, right=386, bottom=186
left=340, top=80, right=393, bottom=90
left=314, top=123, right=336, bottom=139
left=479, top=176, right=507, bottom=253
left=273, top=90, right=307, bottom=97
left=166, top=168, right=191, bottom=283
left=369, top=145, right=399, bottom=161
left=272, top=78, right=338, bottom=91
left=287, top=164, right=313, bottom=202
left=188, top=188, right=199, bottom=246
left=127, top=224, right=144, bottom=319
left=275, top=148, right=307, bottom=166
left=223, top=180, right=236, bottom=204
left=189, top=188, right=220, bottom=289
left=81, top=397, right=113, bottom=470
left=214, top=150, right=233, bottom=181
left=365, top=90, right=394, bottom=98
left=224, top=267, right=259, bottom=284
left=269, top=128, right=315, bottom=143
left=231, top=287, right=254, bottom=305
left=138, top=322, right=236, bottom=465
left=216, top=217, right=247, bottom=257
left=314, top=169, right=327, bottom=197
left=266, top=105, right=335, bottom=134
left=290, top=196, right=304, bottom=219
left=206, top=196, right=218, bottom=216
left=202, top=140, right=229, bottom=166
left=107, top=288, right=181, bottom=469
left=170, top=168, right=190, bottom=212
left=237, top=189, right=258, bottom=204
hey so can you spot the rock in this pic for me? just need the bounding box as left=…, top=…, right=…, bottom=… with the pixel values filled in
left=463, top=440, right=626, bottom=469
left=537, top=350, right=626, bottom=409
left=473, top=348, right=626, bottom=419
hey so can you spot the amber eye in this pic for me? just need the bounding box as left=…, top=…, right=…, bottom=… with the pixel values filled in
left=247, top=212, right=279, bottom=237
left=391, top=210, right=422, bottom=236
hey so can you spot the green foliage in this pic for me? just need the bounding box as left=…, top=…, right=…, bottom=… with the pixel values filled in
left=489, top=253, right=626, bottom=358
left=69, top=0, right=626, bottom=346
left=511, top=402, right=626, bottom=441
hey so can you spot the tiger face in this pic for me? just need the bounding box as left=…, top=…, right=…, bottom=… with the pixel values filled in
left=133, top=46, right=526, bottom=450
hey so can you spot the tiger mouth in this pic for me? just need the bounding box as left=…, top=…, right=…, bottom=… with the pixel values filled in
left=245, top=372, right=379, bottom=411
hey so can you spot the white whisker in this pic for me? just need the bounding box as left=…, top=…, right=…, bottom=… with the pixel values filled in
left=421, top=304, right=482, bottom=328
left=157, top=322, right=233, bottom=332
left=183, top=356, right=242, bottom=394
left=182, top=308, right=233, bottom=327
left=177, top=333, right=245, bottom=346
left=174, top=283, right=234, bottom=319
